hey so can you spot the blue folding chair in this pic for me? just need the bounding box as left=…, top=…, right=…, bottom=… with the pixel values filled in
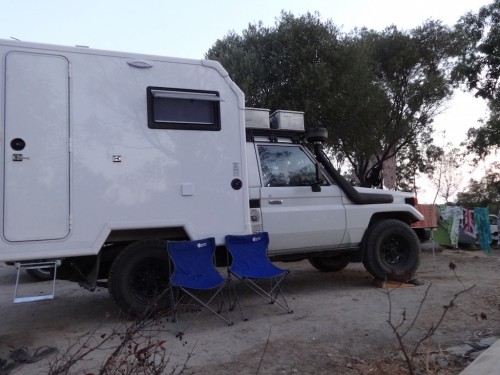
left=225, top=232, right=293, bottom=318
left=167, top=238, right=233, bottom=336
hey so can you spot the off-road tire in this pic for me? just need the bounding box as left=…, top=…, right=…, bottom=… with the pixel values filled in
left=363, top=219, right=420, bottom=282
left=309, top=256, right=349, bottom=272
left=108, top=239, right=171, bottom=317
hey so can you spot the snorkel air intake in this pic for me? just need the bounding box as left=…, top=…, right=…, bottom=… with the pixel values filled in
left=306, top=127, right=393, bottom=205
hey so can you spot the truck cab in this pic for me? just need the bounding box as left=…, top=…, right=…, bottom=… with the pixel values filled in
left=244, top=108, right=423, bottom=280
left=247, top=129, right=346, bottom=255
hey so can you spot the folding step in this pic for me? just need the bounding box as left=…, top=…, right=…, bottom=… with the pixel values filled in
left=13, top=260, right=61, bottom=303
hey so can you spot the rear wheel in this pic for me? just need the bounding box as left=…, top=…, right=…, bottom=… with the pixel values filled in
left=309, top=256, right=349, bottom=272
left=108, top=239, right=171, bottom=317
left=363, top=219, right=420, bottom=282
left=26, top=268, right=53, bottom=281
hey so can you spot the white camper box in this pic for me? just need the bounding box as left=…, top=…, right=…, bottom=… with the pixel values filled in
left=0, top=39, right=249, bottom=262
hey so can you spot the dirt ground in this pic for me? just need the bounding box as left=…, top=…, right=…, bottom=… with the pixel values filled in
left=1, top=243, right=499, bottom=375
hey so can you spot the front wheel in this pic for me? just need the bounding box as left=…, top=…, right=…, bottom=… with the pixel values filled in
left=309, top=256, right=349, bottom=272
left=363, top=219, right=420, bottom=282
left=108, top=240, right=171, bottom=317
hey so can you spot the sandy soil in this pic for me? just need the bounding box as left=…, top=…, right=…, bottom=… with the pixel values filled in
left=1, top=243, right=499, bottom=375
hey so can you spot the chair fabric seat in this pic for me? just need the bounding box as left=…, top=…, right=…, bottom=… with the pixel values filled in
left=231, top=258, right=286, bottom=279
left=171, top=272, right=225, bottom=290
left=169, top=239, right=226, bottom=289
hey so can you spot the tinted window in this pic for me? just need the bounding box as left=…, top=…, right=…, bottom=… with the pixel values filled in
left=147, top=87, right=221, bottom=130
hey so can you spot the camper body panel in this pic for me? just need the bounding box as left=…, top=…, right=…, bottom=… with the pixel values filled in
left=0, top=39, right=249, bottom=262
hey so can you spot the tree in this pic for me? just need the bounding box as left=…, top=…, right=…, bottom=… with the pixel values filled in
left=206, top=13, right=455, bottom=188
left=340, top=23, right=455, bottom=188
left=206, top=12, right=339, bottom=127
left=396, top=137, right=442, bottom=195
left=455, top=162, right=500, bottom=213
left=324, top=28, right=393, bottom=187
left=453, top=0, right=500, bottom=157
left=427, top=146, right=463, bottom=203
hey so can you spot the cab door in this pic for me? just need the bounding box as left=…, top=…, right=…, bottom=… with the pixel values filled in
left=256, top=143, right=346, bottom=254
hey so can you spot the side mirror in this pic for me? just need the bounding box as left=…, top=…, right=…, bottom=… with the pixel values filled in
left=311, top=182, right=322, bottom=192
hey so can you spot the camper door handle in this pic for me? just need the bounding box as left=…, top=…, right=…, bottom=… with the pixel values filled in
left=12, top=154, right=30, bottom=162
left=268, top=200, right=283, bottom=205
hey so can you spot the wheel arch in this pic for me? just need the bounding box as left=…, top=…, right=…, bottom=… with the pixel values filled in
left=369, top=212, right=416, bottom=227
left=57, top=227, right=190, bottom=285
left=105, top=226, right=189, bottom=243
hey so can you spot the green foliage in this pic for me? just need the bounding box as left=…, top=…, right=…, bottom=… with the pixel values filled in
left=206, top=13, right=455, bottom=187
left=350, top=22, right=454, bottom=188
left=455, top=162, right=500, bottom=213
left=453, top=0, right=500, bottom=157
left=395, top=137, right=439, bottom=193
left=466, top=116, right=500, bottom=159
left=326, top=28, right=393, bottom=184
left=207, top=12, right=338, bottom=127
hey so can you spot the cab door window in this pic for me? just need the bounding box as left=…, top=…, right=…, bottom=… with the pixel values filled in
left=258, top=145, right=317, bottom=187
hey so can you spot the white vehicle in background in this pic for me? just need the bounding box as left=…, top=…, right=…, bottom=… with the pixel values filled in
left=490, top=214, right=499, bottom=244
left=0, top=39, right=425, bottom=316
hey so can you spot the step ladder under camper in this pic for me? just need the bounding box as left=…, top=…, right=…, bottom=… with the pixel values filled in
left=13, top=260, right=61, bottom=303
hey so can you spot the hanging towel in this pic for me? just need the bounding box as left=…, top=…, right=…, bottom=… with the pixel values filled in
left=440, top=206, right=462, bottom=248
left=463, top=209, right=476, bottom=238
left=474, top=207, right=492, bottom=255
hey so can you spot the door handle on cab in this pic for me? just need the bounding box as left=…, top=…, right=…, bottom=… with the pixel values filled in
left=268, top=199, right=283, bottom=205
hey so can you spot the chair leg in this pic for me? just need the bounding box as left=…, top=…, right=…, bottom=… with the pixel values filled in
left=168, top=286, right=183, bottom=337
left=170, top=284, right=233, bottom=335
left=228, top=280, right=248, bottom=321
left=218, top=285, right=234, bottom=324
left=270, top=278, right=293, bottom=314
left=239, top=275, right=293, bottom=314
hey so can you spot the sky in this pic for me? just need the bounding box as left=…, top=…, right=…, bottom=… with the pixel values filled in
left=0, top=0, right=492, bottom=59
left=0, top=0, right=497, bottom=203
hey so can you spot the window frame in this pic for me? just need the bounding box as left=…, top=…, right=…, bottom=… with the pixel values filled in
left=147, top=86, right=221, bottom=131
left=256, top=144, right=330, bottom=187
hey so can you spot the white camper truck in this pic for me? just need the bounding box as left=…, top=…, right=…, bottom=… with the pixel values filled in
left=0, top=39, right=424, bottom=316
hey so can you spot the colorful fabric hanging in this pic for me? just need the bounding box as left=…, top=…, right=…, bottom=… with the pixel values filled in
left=474, top=207, right=492, bottom=255
left=440, top=206, right=462, bottom=248
left=463, top=209, right=476, bottom=238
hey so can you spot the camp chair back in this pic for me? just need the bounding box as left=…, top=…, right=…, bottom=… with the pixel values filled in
left=225, top=232, right=293, bottom=316
left=167, top=237, right=233, bottom=336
